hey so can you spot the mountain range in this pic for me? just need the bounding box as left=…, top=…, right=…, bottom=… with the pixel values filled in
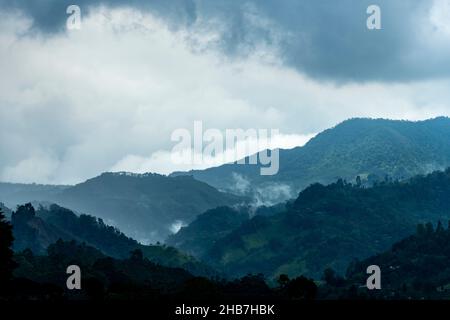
left=325, top=220, right=450, bottom=299
left=172, top=117, right=450, bottom=204
left=10, top=203, right=217, bottom=277
left=0, top=172, right=243, bottom=242
left=171, top=168, right=450, bottom=279
left=2, top=116, right=450, bottom=273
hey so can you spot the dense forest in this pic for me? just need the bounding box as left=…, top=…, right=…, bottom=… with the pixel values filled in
left=320, top=220, right=450, bottom=299
left=0, top=173, right=244, bottom=243
left=10, top=203, right=216, bottom=277
left=1, top=208, right=317, bottom=301
left=174, top=168, right=450, bottom=279
left=172, top=117, right=450, bottom=201
left=1, top=117, right=450, bottom=301
left=166, top=203, right=287, bottom=258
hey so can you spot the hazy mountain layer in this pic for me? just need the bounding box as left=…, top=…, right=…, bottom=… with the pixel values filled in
left=1, top=172, right=244, bottom=242
left=172, top=117, right=450, bottom=203
left=11, top=203, right=217, bottom=277
left=166, top=203, right=287, bottom=258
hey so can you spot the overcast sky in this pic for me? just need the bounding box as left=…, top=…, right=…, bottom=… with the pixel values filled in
left=1, top=0, right=450, bottom=184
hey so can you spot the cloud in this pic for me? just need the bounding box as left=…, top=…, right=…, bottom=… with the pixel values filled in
left=111, top=131, right=315, bottom=175
left=3, top=0, right=450, bottom=81
left=169, top=220, right=187, bottom=234
left=0, top=6, right=450, bottom=184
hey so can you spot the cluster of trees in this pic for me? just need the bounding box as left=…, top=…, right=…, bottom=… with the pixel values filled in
left=0, top=209, right=15, bottom=291
left=320, top=220, right=450, bottom=299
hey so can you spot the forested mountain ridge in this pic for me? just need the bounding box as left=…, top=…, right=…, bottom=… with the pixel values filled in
left=0, top=172, right=245, bottom=243
left=166, top=203, right=288, bottom=258
left=9, top=239, right=317, bottom=301
left=323, top=221, right=450, bottom=299
left=12, top=240, right=195, bottom=299
left=11, top=203, right=217, bottom=277
left=53, top=172, right=244, bottom=242
left=0, top=183, right=68, bottom=207
left=196, top=168, right=450, bottom=279
left=172, top=117, right=450, bottom=203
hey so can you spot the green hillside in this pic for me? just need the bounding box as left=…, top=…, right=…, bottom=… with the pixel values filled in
left=1, top=172, right=244, bottom=243
left=200, top=169, right=450, bottom=279
left=173, top=117, right=450, bottom=203
left=11, top=203, right=217, bottom=277
left=325, top=221, right=450, bottom=299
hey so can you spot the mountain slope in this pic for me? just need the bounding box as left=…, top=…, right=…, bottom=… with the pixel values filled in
left=0, top=183, right=68, bottom=208
left=200, top=169, right=450, bottom=279
left=172, top=117, right=450, bottom=203
left=13, top=239, right=194, bottom=298
left=11, top=203, right=217, bottom=277
left=166, top=206, right=250, bottom=258
left=343, top=222, right=450, bottom=299
left=1, top=172, right=244, bottom=242
left=166, top=203, right=288, bottom=258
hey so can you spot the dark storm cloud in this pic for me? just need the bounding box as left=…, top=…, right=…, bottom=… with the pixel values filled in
left=0, top=0, right=197, bottom=32
left=0, top=0, right=447, bottom=81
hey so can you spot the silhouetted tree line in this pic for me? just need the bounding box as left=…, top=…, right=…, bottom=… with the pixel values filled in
left=1, top=208, right=317, bottom=301
left=320, top=220, right=450, bottom=299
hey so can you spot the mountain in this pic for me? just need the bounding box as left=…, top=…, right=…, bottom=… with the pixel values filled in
left=12, top=239, right=194, bottom=299
left=166, top=206, right=250, bottom=258
left=195, top=169, right=450, bottom=279
left=11, top=203, right=217, bottom=277
left=0, top=183, right=68, bottom=208
left=166, top=203, right=288, bottom=258
left=336, top=221, right=450, bottom=299
left=1, top=172, right=244, bottom=242
left=172, top=117, right=450, bottom=203
left=10, top=239, right=317, bottom=301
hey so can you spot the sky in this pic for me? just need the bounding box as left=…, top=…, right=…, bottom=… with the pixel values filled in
left=1, top=0, right=450, bottom=184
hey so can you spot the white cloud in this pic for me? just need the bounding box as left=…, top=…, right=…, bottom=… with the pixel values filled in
left=0, top=7, right=450, bottom=184
left=430, top=0, right=450, bottom=36
left=110, top=132, right=315, bottom=175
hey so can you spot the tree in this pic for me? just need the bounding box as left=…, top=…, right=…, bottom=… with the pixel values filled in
left=130, top=249, right=143, bottom=261
left=277, top=274, right=290, bottom=288
left=416, top=223, right=426, bottom=236
left=356, top=176, right=362, bottom=188
left=0, top=209, right=16, bottom=285
left=436, top=221, right=445, bottom=234
left=11, top=203, right=38, bottom=252
left=322, top=267, right=345, bottom=287
left=425, top=222, right=434, bottom=235
left=286, top=276, right=317, bottom=300
left=322, top=268, right=337, bottom=285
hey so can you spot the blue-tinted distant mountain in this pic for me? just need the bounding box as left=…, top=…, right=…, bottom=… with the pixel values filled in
left=0, top=183, right=68, bottom=208
left=53, top=172, right=244, bottom=242
left=0, top=173, right=244, bottom=242
left=172, top=117, right=450, bottom=203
